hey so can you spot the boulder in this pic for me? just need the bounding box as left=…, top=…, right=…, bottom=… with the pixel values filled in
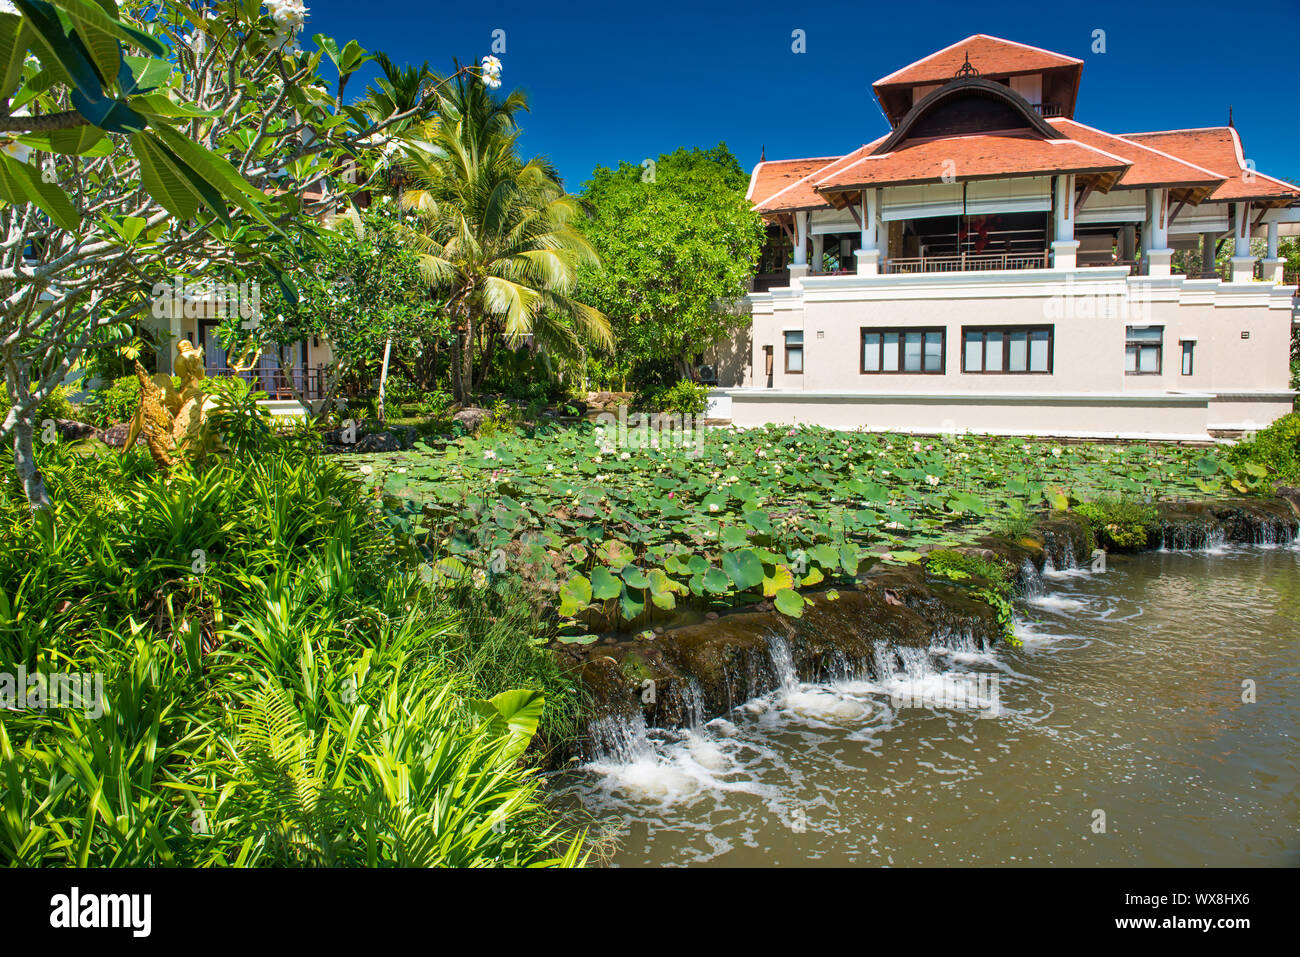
left=355, top=431, right=399, bottom=453
left=55, top=419, right=97, bottom=442
left=98, top=422, right=140, bottom=448
left=452, top=407, right=490, bottom=434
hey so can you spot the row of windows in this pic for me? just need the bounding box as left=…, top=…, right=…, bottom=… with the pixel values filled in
left=779, top=326, right=1193, bottom=376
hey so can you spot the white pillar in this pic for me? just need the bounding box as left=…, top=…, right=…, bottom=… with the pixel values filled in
left=1142, top=188, right=1172, bottom=277
left=1260, top=219, right=1285, bottom=283
left=1230, top=202, right=1255, bottom=282
left=811, top=233, right=824, bottom=274
left=789, top=211, right=809, bottom=280
left=855, top=188, right=882, bottom=275
left=1051, top=174, right=1079, bottom=269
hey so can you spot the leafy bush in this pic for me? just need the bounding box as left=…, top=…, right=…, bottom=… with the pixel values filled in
left=0, top=383, right=80, bottom=425
left=633, top=379, right=709, bottom=416
left=1224, top=413, right=1300, bottom=485
left=0, top=445, right=587, bottom=866
left=1073, top=496, right=1159, bottom=550
left=84, top=374, right=143, bottom=427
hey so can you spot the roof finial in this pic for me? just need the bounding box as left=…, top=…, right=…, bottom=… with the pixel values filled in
left=1227, top=105, right=1234, bottom=128
left=954, top=50, right=980, bottom=80
left=760, top=144, right=766, bottom=162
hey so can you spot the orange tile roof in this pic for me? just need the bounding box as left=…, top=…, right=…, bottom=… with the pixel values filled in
left=1048, top=119, right=1224, bottom=191
left=874, top=34, right=1081, bottom=88
left=1122, top=127, right=1298, bottom=202
left=813, top=131, right=1127, bottom=193
left=750, top=142, right=889, bottom=212
left=746, top=157, right=838, bottom=207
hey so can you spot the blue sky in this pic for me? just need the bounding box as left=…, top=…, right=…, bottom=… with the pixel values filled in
left=305, top=0, right=1300, bottom=191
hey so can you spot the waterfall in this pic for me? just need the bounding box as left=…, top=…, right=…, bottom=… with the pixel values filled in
left=1020, top=557, right=1045, bottom=596
left=765, top=632, right=798, bottom=690
left=586, top=711, right=653, bottom=764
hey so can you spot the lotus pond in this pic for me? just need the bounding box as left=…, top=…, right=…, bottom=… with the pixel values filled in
left=346, top=425, right=1235, bottom=639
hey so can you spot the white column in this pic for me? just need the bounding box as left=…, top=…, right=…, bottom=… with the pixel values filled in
left=811, top=233, right=824, bottom=274
left=1230, top=202, right=1256, bottom=282
left=855, top=188, right=882, bottom=275
left=1260, top=219, right=1285, bottom=283
left=1051, top=174, right=1079, bottom=269
left=1142, top=187, right=1172, bottom=277
left=789, top=211, right=809, bottom=280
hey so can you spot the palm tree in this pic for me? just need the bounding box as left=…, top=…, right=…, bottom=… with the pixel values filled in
left=398, top=76, right=610, bottom=403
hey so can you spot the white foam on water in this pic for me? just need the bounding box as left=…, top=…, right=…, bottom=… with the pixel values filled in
left=1027, top=594, right=1086, bottom=612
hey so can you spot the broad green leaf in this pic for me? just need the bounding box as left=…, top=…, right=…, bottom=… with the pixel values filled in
left=0, top=151, right=78, bottom=228
left=702, top=566, right=729, bottom=594
left=773, top=588, right=805, bottom=618
left=590, top=566, right=621, bottom=601
left=722, top=548, right=764, bottom=590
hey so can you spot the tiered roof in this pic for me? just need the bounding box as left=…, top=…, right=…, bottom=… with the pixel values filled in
left=750, top=35, right=1297, bottom=219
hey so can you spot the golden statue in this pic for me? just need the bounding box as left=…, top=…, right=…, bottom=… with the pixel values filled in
left=125, top=340, right=221, bottom=471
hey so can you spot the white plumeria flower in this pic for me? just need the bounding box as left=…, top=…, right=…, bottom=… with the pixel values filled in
left=0, top=139, right=32, bottom=165
left=481, top=55, right=502, bottom=77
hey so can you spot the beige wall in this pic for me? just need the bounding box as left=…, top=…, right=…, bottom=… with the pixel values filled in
left=732, top=268, right=1294, bottom=439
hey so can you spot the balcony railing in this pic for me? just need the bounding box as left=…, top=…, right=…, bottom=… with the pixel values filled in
left=887, top=251, right=1050, bottom=274
left=207, top=365, right=333, bottom=401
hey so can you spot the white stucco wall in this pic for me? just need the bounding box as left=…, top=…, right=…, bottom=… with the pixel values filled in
left=732, top=268, right=1294, bottom=438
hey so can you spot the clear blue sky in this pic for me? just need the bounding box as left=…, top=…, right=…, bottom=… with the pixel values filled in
left=305, top=0, right=1300, bottom=190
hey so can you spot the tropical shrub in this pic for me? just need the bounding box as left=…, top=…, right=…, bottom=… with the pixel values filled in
left=84, top=375, right=143, bottom=428
left=633, top=379, right=709, bottom=417
left=1224, top=413, right=1300, bottom=485
left=1073, top=496, right=1159, bottom=551
left=0, top=383, right=78, bottom=426
left=0, top=444, right=586, bottom=866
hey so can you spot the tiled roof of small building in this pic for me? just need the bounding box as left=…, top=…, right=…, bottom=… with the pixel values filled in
left=1122, top=127, right=1298, bottom=202
left=873, top=34, right=1081, bottom=88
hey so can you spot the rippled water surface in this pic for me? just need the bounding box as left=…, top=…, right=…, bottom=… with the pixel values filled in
left=557, top=543, right=1300, bottom=866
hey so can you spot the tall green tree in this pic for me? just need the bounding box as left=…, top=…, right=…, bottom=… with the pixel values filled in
left=576, top=144, right=765, bottom=381
left=399, top=75, right=609, bottom=403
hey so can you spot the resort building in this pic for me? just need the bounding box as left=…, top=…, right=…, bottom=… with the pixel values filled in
left=719, top=35, right=1298, bottom=440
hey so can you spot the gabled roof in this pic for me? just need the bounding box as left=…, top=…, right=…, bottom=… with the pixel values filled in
left=1048, top=118, right=1224, bottom=199
left=873, top=34, right=1082, bottom=88
left=813, top=131, right=1128, bottom=197
left=750, top=144, right=886, bottom=213
left=1123, top=127, right=1299, bottom=204
left=745, top=157, right=838, bottom=205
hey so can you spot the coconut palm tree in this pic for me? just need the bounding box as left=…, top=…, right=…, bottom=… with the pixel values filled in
left=398, top=76, right=610, bottom=403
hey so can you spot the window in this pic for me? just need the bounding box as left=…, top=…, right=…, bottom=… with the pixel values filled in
left=784, top=331, right=804, bottom=374
left=1180, top=340, right=1195, bottom=376
left=861, top=328, right=945, bottom=374
left=962, top=326, right=1052, bottom=373
left=1126, top=326, right=1163, bottom=375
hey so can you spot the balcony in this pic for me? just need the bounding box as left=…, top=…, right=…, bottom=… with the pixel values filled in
left=208, top=365, right=335, bottom=401
left=886, top=251, right=1050, bottom=274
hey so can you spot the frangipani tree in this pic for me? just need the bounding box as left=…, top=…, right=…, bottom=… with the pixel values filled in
left=0, top=0, right=460, bottom=506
